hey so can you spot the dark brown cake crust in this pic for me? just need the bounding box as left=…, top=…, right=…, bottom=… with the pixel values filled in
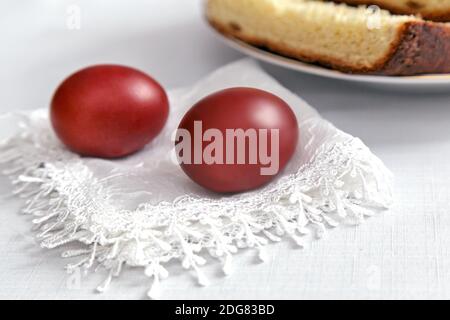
left=379, top=21, right=450, bottom=75
left=208, top=18, right=450, bottom=76
left=333, top=0, right=450, bottom=22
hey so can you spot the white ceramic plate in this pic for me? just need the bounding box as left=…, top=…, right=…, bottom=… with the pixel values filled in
left=211, top=27, right=450, bottom=87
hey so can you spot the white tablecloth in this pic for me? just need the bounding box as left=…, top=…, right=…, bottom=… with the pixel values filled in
left=1, top=0, right=450, bottom=300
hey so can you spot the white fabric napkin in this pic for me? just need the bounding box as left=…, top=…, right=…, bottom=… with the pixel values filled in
left=0, top=59, right=393, bottom=298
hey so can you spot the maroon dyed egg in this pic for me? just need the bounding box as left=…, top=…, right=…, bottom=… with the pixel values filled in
left=176, top=87, right=299, bottom=193
left=51, top=65, right=169, bottom=158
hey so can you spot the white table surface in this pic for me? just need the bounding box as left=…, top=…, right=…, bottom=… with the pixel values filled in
left=1, top=0, right=450, bottom=300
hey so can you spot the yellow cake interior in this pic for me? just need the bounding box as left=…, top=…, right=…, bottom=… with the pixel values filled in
left=207, top=0, right=418, bottom=70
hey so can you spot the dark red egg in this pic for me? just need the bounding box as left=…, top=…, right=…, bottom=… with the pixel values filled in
left=50, top=65, right=169, bottom=158
left=176, top=87, right=299, bottom=193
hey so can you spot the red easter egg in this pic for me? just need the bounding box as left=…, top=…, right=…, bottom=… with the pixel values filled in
left=51, top=65, right=169, bottom=158
left=176, top=87, right=299, bottom=193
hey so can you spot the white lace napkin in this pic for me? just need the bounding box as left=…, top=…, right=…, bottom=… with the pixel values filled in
left=0, top=59, right=393, bottom=298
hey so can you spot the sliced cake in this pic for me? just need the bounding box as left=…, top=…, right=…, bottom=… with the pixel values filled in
left=334, top=0, right=450, bottom=22
left=206, top=0, right=450, bottom=75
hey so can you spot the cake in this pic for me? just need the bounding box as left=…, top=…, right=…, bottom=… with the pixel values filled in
left=334, top=0, right=450, bottom=22
left=206, top=0, right=450, bottom=75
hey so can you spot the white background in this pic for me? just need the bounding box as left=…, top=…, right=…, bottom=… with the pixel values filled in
left=1, top=0, right=450, bottom=300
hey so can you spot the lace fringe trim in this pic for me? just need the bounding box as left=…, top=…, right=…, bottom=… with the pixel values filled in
left=0, top=116, right=393, bottom=299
